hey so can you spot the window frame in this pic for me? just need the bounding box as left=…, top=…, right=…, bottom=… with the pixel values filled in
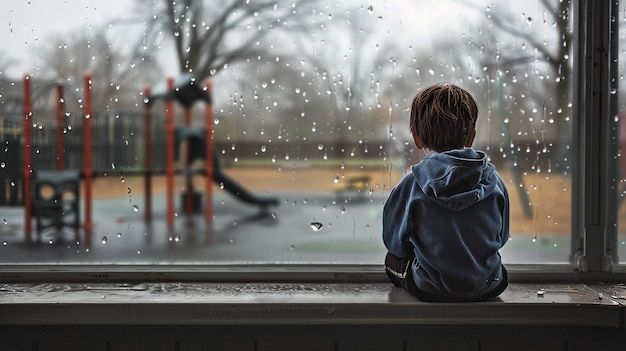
left=1, top=0, right=626, bottom=284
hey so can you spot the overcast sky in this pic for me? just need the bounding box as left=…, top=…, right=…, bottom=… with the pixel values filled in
left=1, top=0, right=474, bottom=79
left=2, top=0, right=132, bottom=77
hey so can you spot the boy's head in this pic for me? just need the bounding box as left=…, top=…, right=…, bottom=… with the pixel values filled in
left=409, top=83, right=478, bottom=152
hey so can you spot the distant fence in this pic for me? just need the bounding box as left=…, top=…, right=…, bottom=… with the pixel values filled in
left=0, top=110, right=405, bottom=206
left=1, top=109, right=565, bottom=206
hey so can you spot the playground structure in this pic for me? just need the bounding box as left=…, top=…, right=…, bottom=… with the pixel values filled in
left=14, top=72, right=278, bottom=246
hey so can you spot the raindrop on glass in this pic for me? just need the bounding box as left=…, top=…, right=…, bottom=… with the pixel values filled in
left=310, top=222, right=323, bottom=231
left=101, top=236, right=108, bottom=245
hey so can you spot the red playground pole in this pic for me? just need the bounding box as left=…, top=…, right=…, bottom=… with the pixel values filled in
left=166, top=77, right=175, bottom=227
left=204, top=79, right=214, bottom=223
left=22, top=74, right=32, bottom=243
left=83, top=72, right=93, bottom=243
left=183, top=106, right=193, bottom=216
left=143, top=85, right=153, bottom=222
left=56, top=82, right=64, bottom=171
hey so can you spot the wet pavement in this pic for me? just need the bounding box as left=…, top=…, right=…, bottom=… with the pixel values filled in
left=0, top=190, right=581, bottom=264
left=0, top=191, right=389, bottom=264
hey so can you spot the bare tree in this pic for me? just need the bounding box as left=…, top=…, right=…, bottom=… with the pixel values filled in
left=137, top=0, right=323, bottom=79
left=39, top=29, right=160, bottom=110
left=289, top=5, right=410, bottom=143
left=461, top=0, right=573, bottom=170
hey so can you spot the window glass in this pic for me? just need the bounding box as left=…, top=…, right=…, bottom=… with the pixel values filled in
left=618, top=0, right=626, bottom=265
left=0, top=0, right=572, bottom=264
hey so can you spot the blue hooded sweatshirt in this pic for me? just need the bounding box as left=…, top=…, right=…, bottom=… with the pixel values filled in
left=383, top=148, right=509, bottom=300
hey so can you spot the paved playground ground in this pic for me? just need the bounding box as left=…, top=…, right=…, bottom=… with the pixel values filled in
left=0, top=167, right=601, bottom=264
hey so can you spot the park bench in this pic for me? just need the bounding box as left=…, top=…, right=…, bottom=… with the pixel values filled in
left=333, top=174, right=372, bottom=199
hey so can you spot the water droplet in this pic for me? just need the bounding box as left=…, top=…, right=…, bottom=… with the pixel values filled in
left=310, top=222, right=323, bottom=231
left=2, top=241, right=7, bottom=246
left=340, top=206, right=346, bottom=214
left=101, top=236, right=108, bottom=244
left=133, top=204, right=139, bottom=212
left=116, top=232, right=122, bottom=238
left=2, top=219, right=7, bottom=224
left=289, top=244, right=295, bottom=251
left=333, top=175, right=339, bottom=184
left=137, top=250, right=141, bottom=255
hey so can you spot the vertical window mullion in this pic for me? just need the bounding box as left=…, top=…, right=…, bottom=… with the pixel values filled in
left=574, top=0, right=617, bottom=272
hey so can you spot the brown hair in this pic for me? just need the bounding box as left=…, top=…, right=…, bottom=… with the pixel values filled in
left=409, top=83, right=478, bottom=152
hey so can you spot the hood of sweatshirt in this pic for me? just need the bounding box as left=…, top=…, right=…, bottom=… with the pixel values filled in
left=412, top=148, right=497, bottom=212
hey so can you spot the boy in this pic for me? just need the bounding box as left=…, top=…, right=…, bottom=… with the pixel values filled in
left=383, top=83, right=509, bottom=302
